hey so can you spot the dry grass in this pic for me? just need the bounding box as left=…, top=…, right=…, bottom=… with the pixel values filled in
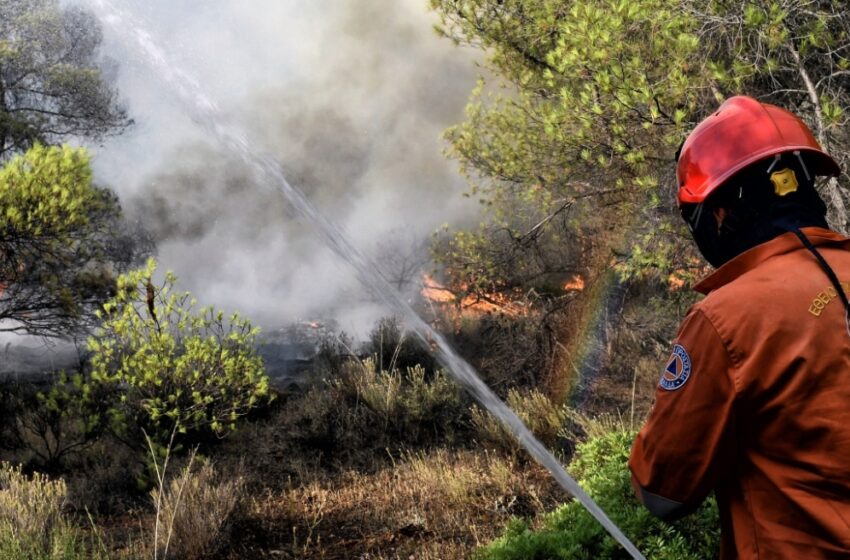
left=207, top=354, right=578, bottom=558
left=0, top=281, right=700, bottom=559
left=0, top=462, right=68, bottom=551
left=214, top=357, right=472, bottom=489
left=108, top=431, right=250, bottom=560
left=0, top=462, right=100, bottom=559
left=471, top=388, right=569, bottom=455
left=234, top=448, right=563, bottom=559
left=149, top=460, right=245, bottom=560
left=563, top=408, right=633, bottom=440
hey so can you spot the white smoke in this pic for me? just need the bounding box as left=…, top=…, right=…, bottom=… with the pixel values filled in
left=83, top=0, right=480, bottom=337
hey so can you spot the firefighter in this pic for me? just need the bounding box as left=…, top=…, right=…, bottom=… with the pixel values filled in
left=629, top=95, right=850, bottom=559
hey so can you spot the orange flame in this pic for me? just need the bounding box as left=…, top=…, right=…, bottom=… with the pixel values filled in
left=421, top=274, right=528, bottom=319
left=563, top=275, right=585, bottom=292
left=668, top=264, right=712, bottom=291
left=421, top=275, right=456, bottom=304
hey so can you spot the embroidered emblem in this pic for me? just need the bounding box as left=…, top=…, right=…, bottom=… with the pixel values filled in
left=808, top=281, right=850, bottom=316
left=660, top=344, right=692, bottom=391
left=771, top=168, right=799, bottom=197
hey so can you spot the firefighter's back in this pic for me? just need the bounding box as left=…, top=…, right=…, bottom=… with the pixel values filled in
left=698, top=228, right=850, bottom=558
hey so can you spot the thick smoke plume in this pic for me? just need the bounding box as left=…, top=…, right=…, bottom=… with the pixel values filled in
left=88, top=0, right=479, bottom=336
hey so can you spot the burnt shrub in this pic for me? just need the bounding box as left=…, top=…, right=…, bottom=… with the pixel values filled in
left=444, top=312, right=556, bottom=395
left=362, top=317, right=437, bottom=375
left=225, top=357, right=473, bottom=482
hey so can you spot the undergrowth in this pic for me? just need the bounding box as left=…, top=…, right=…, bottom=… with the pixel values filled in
left=478, top=431, right=720, bottom=560
left=0, top=463, right=103, bottom=560
left=0, top=306, right=715, bottom=559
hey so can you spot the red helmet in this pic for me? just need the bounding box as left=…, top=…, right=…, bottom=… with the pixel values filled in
left=676, top=96, right=840, bottom=206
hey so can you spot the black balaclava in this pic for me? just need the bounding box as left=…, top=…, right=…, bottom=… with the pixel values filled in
left=681, top=153, right=829, bottom=268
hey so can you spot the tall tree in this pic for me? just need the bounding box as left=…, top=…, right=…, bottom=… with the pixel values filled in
left=0, top=144, right=150, bottom=337
left=0, top=0, right=131, bottom=159
left=430, top=0, right=705, bottom=293
left=685, top=0, right=850, bottom=229
left=430, top=0, right=850, bottom=294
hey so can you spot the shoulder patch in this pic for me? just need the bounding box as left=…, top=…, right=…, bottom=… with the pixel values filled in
left=660, top=344, right=692, bottom=391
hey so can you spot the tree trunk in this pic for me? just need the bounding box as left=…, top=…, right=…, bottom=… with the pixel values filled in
left=0, top=68, right=7, bottom=158
left=788, top=43, right=849, bottom=233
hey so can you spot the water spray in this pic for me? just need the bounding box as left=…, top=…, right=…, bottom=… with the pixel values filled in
left=87, top=2, right=645, bottom=557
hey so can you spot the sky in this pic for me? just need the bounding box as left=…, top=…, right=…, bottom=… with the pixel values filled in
left=75, top=0, right=481, bottom=338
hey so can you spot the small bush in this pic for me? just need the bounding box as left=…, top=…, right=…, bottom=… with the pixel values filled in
left=49, top=259, right=273, bottom=454
left=63, top=437, right=145, bottom=514
left=2, top=377, right=110, bottom=474
left=336, top=358, right=470, bottom=448
left=363, top=316, right=437, bottom=374
left=149, top=460, right=245, bottom=560
left=227, top=357, right=472, bottom=483
left=0, top=463, right=97, bottom=559
left=472, top=389, right=569, bottom=455
left=441, top=312, right=555, bottom=393
left=0, top=463, right=66, bottom=548
left=478, top=430, right=720, bottom=559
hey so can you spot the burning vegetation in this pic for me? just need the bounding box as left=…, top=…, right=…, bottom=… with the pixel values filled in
left=420, top=273, right=531, bottom=320
left=563, top=274, right=586, bottom=292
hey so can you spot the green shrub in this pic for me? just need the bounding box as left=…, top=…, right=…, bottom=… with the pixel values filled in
left=479, top=431, right=720, bottom=559
left=0, top=144, right=134, bottom=338
left=45, top=259, right=272, bottom=453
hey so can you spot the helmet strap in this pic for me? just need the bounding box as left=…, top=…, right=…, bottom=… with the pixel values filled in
left=766, top=154, right=782, bottom=174
left=685, top=202, right=706, bottom=232
left=793, top=150, right=812, bottom=181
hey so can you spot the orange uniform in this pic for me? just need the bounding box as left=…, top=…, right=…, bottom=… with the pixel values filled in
left=630, top=227, right=850, bottom=559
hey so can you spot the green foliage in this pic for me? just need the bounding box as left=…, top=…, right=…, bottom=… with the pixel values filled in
left=46, top=259, right=272, bottom=452
left=430, top=0, right=850, bottom=292
left=0, top=144, right=148, bottom=336
left=0, top=0, right=130, bottom=159
left=431, top=0, right=704, bottom=273
left=479, top=431, right=719, bottom=560
left=0, top=144, right=97, bottom=234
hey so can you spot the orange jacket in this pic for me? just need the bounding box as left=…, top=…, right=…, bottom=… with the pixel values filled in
left=630, top=227, right=850, bottom=559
